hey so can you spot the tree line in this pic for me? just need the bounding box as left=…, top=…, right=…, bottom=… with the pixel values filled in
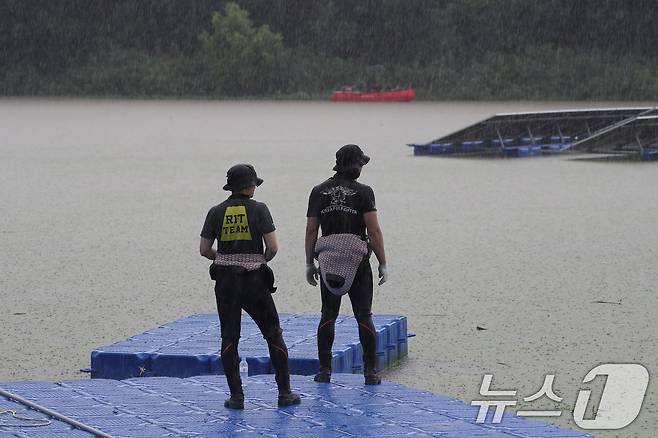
left=1, top=0, right=657, bottom=99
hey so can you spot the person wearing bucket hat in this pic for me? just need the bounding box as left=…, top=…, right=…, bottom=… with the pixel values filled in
left=222, top=164, right=264, bottom=191
left=304, top=145, right=388, bottom=386
left=333, top=144, right=370, bottom=172
left=200, top=163, right=300, bottom=409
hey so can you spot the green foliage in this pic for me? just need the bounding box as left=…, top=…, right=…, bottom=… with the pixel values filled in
left=2, top=0, right=658, bottom=100
left=66, top=47, right=191, bottom=96
left=198, top=3, right=283, bottom=95
left=275, top=48, right=362, bottom=96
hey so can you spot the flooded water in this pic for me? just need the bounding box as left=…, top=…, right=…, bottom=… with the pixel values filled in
left=1, top=99, right=656, bottom=436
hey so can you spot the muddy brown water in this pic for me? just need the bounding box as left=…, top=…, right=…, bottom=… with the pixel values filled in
left=1, top=99, right=656, bottom=436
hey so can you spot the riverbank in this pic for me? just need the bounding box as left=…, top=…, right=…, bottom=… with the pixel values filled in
left=4, top=47, right=658, bottom=101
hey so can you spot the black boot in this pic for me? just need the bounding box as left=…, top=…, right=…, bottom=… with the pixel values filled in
left=224, top=395, right=244, bottom=409
left=275, top=372, right=301, bottom=407
left=363, top=355, right=381, bottom=385
left=364, top=368, right=381, bottom=385
left=278, top=391, right=301, bottom=407
left=314, top=348, right=333, bottom=383
left=224, top=374, right=245, bottom=409
left=314, top=365, right=331, bottom=383
left=316, top=316, right=335, bottom=383
left=359, top=318, right=381, bottom=385
left=265, top=332, right=301, bottom=407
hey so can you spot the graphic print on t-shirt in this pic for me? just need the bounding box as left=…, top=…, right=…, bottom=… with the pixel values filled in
left=220, top=205, right=252, bottom=241
left=320, top=186, right=357, bottom=215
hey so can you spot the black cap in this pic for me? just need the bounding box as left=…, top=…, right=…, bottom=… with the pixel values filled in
left=333, top=144, right=370, bottom=172
left=223, top=164, right=264, bottom=191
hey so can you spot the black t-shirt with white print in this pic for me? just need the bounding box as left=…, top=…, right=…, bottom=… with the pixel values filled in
left=200, top=194, right=275, bottom=255
left=306, top=174, right=376, bottom=237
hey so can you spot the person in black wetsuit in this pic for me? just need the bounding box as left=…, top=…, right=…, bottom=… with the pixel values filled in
left=200, top=164, right=301, bottom=409
left=305, top=145, right=388, bottom=385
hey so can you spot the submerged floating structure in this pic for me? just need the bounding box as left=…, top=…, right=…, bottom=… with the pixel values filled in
left=89, top=314, right=408, bottom=380
left=0, top=374, right=594, bottom=437
left=568, top=109, right=658, bottom=160
left=409, top=107, right=658, bottom=159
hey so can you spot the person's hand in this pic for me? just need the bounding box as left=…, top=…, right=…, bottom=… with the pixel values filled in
left=306, top=263, right=319, bottom=286
left=378, top=264, right=388, bottom=285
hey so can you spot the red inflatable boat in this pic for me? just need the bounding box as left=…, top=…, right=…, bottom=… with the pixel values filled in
left=330, top=88, right=416, bottom=102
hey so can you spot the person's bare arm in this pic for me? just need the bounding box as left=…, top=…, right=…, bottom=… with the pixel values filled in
left=263, top=231, right=278, bottom=262
left=199, top=237, right=216, bottom=260
left=305, top=217, right=319, bottom=265
left=365, top=211, right=388, bottom=285
left=304, top=217, right=320, bottom=286
left=364, top=211, right=386, bottom=265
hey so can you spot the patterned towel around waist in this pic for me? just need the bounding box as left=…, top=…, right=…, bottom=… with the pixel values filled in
left=315, top=233, right=369, bottom=296
left=214, top=253, right=266, bottom=271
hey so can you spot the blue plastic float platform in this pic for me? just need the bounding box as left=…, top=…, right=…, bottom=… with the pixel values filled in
left=501, top=145, right=543, bottom=158
left=408, top=107, right=658, bottom=160
left=409, top=140, right=565, bottom=157
left=539, top=136, right=572, bottom=154
left=90, top=314, right=407, bottom=380
left=411, top=143, right=454, bottom=155
left=641, top=149, right=658, bottom=161
left=539, top=143, right=571, bottom=154
left=0, top=374, right=593, bottom=437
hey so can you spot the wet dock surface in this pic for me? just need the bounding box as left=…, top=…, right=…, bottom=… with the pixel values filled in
left=0, top=374, right=592, bottom=437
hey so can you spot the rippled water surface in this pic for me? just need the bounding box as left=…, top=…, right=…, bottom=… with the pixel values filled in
left=1, top=99, right=656, bottom=436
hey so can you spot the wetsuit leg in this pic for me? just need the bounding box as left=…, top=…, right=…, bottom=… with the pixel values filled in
left=241, top=268, right=292, bottom=394
left=347, top=260, right=377, bottom=374
left=317, top=278, right=342, bottom=373
left=214, top=271, right=243, bottom=398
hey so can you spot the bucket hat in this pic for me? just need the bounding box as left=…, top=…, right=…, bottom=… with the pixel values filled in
left=223, top=164, right=263, bottom=191
left=333, top=144, right=370, bottom=172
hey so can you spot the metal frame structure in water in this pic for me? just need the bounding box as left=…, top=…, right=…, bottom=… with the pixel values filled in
left=409, top=107, right=658, bottom=159
left=568, top=109, right=658, bottom=159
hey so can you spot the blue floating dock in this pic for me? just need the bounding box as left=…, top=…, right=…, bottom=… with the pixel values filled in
left=641, top=149, right=658, bottom=161
left=520, top=136, right=544, bottom=144
left=539, top=143, right=571, bottom=153
left=410, top=107, right=658, bottom=160
left=429, top=142, right=454, bottom=154
left=90, top=314, right=407, bottom=380
left=459, top=140, right=487, bottom=153
left=411, top=143, right=455, bottom=155
left=492, top=138, right=515, bottom=147
left=501, top=145, right=543, bottom=157
left=0, top=374, right=593, bottom=437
